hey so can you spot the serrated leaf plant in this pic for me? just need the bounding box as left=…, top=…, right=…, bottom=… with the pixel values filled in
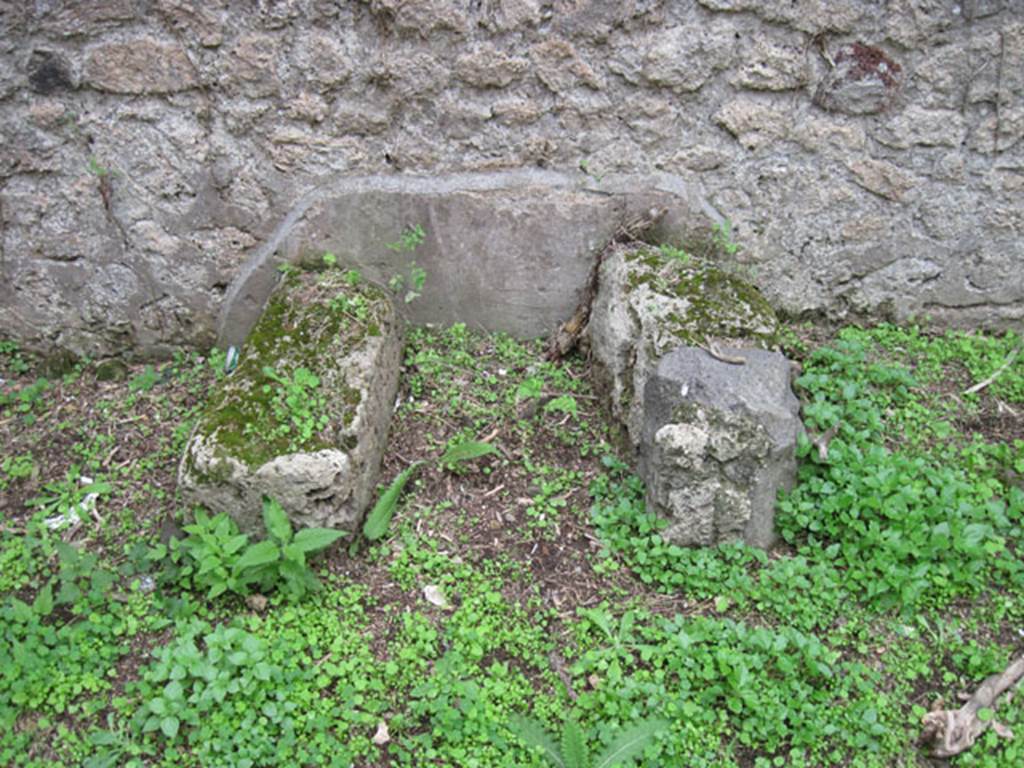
left=509, top=713, right=669, bottom=768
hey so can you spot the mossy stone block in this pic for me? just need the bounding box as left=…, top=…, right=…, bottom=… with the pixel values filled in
left=179, top=269, right=403, bottom=534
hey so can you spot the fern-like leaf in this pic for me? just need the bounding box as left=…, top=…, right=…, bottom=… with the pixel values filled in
left=509, top=714, right=565, bottom=768
left=561, top=719, right=590, bottom=768
left=362, top=462, right=423, bottom=541
left=593, top=718, right=670, bottom=768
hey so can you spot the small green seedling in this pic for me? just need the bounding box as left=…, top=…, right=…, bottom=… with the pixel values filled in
left=385, top=224, right=426, bottom=253
left=362, top=438, right=499, bottom=541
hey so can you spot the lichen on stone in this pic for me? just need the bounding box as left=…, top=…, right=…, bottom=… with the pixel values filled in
left=180, top=265, right=404, bottom=533
left=622, top=245, right=780, bottom=350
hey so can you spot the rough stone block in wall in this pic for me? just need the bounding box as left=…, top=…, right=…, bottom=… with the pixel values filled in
left=813, top=42, right=902, bottom=115
left=0, top=0, right=1021, bottom=359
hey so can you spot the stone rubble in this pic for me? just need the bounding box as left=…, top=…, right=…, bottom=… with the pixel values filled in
left=641, top=347, right=802, bottom=549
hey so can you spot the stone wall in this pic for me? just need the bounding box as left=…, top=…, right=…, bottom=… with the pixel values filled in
left=1, top=0, right=1022, bottom=358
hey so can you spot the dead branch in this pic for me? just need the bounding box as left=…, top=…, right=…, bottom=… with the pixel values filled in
left=546, top=207, right=667, bottom=362
left=920, top=653, right=1024, bottom=757
left=548, top=650, right=578, bottom=701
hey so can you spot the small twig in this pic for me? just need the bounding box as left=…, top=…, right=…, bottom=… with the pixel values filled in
left=701, top=335, right=747, bottom=365
left=997, top=399, right=1019, bottom=417
left=103, top=445, right=119, bottom=468
left=546, top=207, right=667, bottom=362
left=63, top=520, right=83, bottom=542
left=481, top=484, right=505, bottom=499
left=548, top=650, right=578, bottom=700
left=963, top=343, right=1022, bottom=395
left=810, top=422, right=841, bottom=461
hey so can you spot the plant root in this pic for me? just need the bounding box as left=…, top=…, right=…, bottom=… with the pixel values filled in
left=962, top=343, right=1022, bottom=396
left=920, top=653, right=1024, bottom=757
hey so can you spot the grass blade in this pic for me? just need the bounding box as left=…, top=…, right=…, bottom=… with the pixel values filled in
left=438, top=440, right=498, bottom=466
left=363, top=462, right=424, bottom=541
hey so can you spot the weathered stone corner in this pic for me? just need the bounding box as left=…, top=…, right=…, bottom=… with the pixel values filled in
left=641, top=347, right=802, bottom=549
left=179, top=268, right=403, bottom=534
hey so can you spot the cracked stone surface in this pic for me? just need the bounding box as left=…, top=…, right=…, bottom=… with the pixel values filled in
left=588, top=244, right=779, bottom=449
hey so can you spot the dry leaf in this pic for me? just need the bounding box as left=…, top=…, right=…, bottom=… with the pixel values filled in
left=372, top=720, right=390, bottom=745
left=423, top=584, right=450, bottom=609
left=246, top=594, right=268, bottom=612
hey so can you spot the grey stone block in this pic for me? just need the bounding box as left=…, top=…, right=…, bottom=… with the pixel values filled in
left=640, top=347, right=802, bottom=549
left=217, top=170, right=713, bottom=351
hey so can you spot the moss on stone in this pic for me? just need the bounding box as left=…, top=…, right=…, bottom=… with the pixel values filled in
left=622, top=246, right=779, bottom=349
left=192, top=268, right=394, bottom=472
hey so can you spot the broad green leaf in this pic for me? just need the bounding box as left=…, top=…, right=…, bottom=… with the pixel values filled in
left=208, top=581, right=229, bottom=599
left=516, top=377, right=543, bottom=401
left=509, top=714, right=565, bottom=768
left=363, top=462, right=424, bottom=541
left=262, top=496, right=293, bottom=543
left=234, top=540, right=281, bottom=572
left=544, top=395, right=578, bottom=418
left=164, top=681, right=184, bottom=700
left=292, top=527, right=347, bottom=553
left=593, top=718, right=669, bottom=768
left=439, top=440, right=498, bottom=465
left=283, top=543, right=306, bottom=568
left=10, top=598, right=33, bottom=623
left=561, top=719, right=589, bottom=768
left=87, top=730, right=119, bottom=747
left=91, top=569, right=116, bottom=594
left=160, top=716, right=180, bottom=739
left=32, top=583, right=54, bottom=616
left=279, top=558, right=317, bottom=598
